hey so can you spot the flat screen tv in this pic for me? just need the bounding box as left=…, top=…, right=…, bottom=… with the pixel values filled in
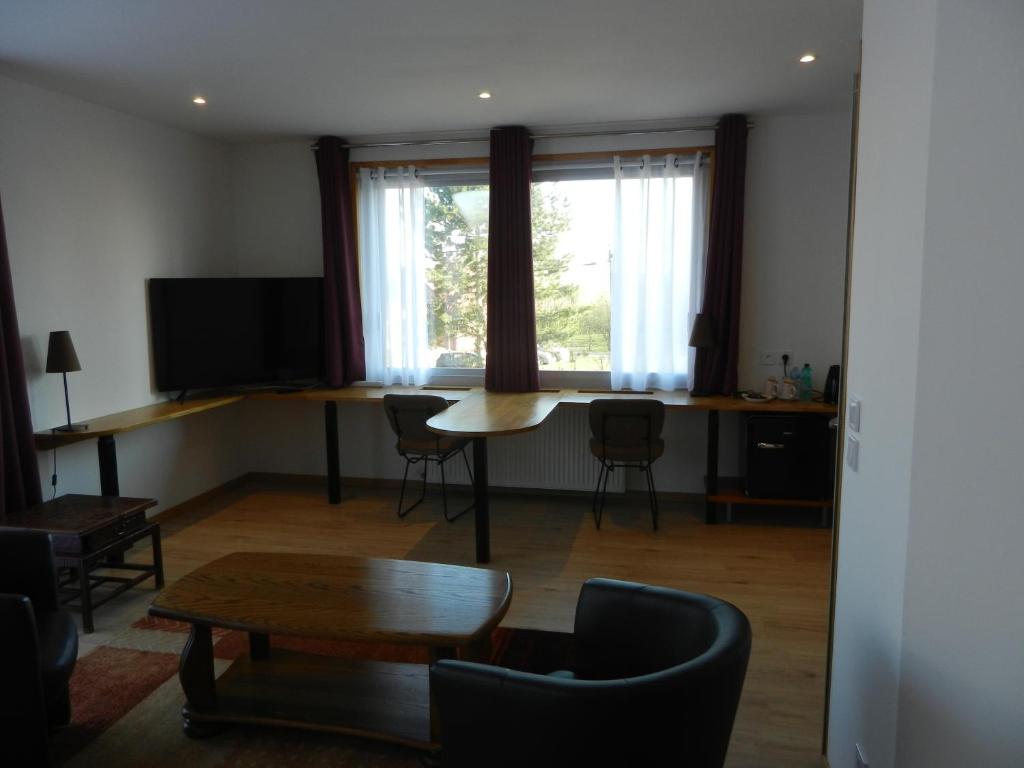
left=149, top=277, right=324, bottom=392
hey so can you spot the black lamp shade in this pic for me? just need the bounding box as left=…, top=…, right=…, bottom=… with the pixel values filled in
left=688, top=313, right=716, bottom=349
left=45, top=331, right=82, bottom=373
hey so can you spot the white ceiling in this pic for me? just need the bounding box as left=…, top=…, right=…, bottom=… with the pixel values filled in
left=0, top=0, right=863, bottom=142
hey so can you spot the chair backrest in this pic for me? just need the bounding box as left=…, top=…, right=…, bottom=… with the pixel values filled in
left=588, top=398, right=665, bottom=449
left=573, top=578, right=734, bottom=679
left=382, top=394, right=450, bottom=444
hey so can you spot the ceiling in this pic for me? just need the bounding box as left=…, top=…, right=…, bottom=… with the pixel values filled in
left=0, top=0, right=863, bottom=142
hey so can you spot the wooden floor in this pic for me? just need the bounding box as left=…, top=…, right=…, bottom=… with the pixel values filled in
left=149, top=475, right=832, bottom=768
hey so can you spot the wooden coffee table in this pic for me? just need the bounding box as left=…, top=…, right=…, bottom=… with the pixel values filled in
left=149, top=552, right=512, bottom=748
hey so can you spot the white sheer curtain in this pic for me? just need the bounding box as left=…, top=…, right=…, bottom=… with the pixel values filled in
left=610, top=152, right=707, bottom=391
left=358, top=166, right=431, bottom=385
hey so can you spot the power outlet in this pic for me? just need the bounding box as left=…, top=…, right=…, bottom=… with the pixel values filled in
left=780, top=350, right=794, bottom=374
left=855, top=743, right=869, bottom=768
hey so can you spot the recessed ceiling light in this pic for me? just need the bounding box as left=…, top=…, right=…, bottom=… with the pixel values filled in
left=478, top=91, right=492, bottom=100
left=799, top=53, right=817, bottom=64
left=192, top=95, right=207, bottom=105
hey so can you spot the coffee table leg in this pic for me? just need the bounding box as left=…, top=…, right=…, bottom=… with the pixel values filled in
left=249, top=632, right=270, bottom=660
left=325, top=401, right=341, bottom=504
left=151, top=525, right=165, bottom=589
left=429, top=646, right=457, bottom=743
left=464, top=634, right=493, bottom=663
left=472, top=437, right=490, bottom=564
left=180, top=623, right=220, bottom=738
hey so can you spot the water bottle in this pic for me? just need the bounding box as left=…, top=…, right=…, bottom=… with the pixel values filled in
left=800, top=364, right=813, bottom=401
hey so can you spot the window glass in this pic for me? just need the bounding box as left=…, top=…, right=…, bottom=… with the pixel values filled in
left=531, top=179, right=614, bottom=372
left=424, top=184, right=489, bottom=369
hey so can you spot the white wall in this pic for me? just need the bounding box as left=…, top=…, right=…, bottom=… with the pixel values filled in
left=830, top=1, right=1024, bottom=766
left=229, top=142, right=322, bottom=276
left=895, top=0, right=1024, bottom=764
left=740, top=111, right=851, bottom=390
left=228, top=115, right=849, bottom=492
left=0, top=74, right=245, bottom=512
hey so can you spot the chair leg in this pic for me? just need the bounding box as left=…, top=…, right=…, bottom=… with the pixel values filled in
left=595, top=463, right=612, bottom=530
left=644, top=463, right=659, bottom=531
left=440, top=452, right=472, bottom=523
left=592, top=463, right=605, bottom=529
left=397, top=457, right=428, bottom=519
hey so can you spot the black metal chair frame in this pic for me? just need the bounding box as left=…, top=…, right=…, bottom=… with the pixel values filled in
left=386, top=400, right=474, bottom=523
left=591, top=410, right=660, bottom=531
left=397, top=440, right=474, bottom=522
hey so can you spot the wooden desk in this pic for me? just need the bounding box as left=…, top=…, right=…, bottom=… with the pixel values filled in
left=149, top=552, right=512, bottom=747
left=33, top=386, right=837, bottom=564
left=426, top=391, right=564, bottom=563
left=34, top=396, right=244, bottom=496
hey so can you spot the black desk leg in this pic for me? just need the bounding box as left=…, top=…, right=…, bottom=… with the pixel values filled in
left=97, top=435, right=126, bottom=565
left=98, top=435, right=119, bottom=496
left=705, top=409, right=719, bottom=525
left=472, top=437, right=490, bottom=564
left=325, top=401, right=340, bottom=504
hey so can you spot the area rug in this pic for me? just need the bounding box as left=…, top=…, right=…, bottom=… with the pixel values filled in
left=50, top=618, right=574, bottom=767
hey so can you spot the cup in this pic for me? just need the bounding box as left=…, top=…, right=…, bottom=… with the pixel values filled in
left=780, top=378, right=798, bottom=400
left=763, top=377, right=778, bottom=399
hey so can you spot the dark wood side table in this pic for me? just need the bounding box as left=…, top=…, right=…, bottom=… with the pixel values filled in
left=3, top=494, right=164, bottom=633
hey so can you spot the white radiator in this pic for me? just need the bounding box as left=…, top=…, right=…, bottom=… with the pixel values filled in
left=439, top=407, right=625, bottom=493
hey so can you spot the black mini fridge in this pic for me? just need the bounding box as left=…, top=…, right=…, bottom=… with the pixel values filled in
left=743, top=415, right=831, bottom=499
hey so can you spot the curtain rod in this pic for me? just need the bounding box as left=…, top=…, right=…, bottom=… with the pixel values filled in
left=369, top=153, right=708, bottom=179
left=313, top=122, right=749, bottom=150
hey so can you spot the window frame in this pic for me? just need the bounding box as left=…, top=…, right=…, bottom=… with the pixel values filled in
left=350, top=146, right=714, bottom=389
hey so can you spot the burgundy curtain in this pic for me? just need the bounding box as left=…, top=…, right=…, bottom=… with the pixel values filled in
left=485, top=126, right=539, bottom=392
left=0, top=194, right=42, bottom=517
left=315, top=136, right=366, bottom=387
left=694, top=114, right=748, bottom=395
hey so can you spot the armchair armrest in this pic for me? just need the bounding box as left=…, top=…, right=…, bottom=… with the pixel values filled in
left=0, top=529, right=60, bottom=613
left=0, top=594, right=51, bottom=767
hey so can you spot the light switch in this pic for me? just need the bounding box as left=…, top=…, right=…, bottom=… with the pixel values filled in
left=848, top=397, right=862, bottom=432
left=846, top=435, right=860, bottom=471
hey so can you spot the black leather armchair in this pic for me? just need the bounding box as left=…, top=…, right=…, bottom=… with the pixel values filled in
left=0, top=529, right=79, bottom=767
left=430, top=578, right=751, bottom=768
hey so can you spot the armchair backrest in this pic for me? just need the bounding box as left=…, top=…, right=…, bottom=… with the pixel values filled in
left=0, top=529, right=60, bottom=614
left=573, top=577, right=720, bottom=679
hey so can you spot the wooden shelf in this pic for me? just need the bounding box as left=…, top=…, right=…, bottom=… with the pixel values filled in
left=709, top=477, right=833, bottom=509
left=191, top=649, right=433, bottom=749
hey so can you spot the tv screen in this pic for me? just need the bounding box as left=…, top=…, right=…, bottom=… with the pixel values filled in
left=149, top=277, right=324, bottom=392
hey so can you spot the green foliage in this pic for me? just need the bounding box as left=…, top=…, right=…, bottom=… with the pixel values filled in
left=424, top=186, right=488, bottom=354
left=423, top=183, right=610, bottom=364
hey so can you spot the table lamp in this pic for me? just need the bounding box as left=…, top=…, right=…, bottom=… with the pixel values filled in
left=46, top=330, right=88, bottom=432
left=688, top=313, right=716, bottom=397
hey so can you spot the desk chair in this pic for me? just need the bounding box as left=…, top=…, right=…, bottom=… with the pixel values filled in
left=383, top=394, right=473, bottom=522
left=588, top=398, right=665, bottom=530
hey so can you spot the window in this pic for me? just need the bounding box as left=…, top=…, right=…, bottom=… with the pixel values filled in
left=357, top=151, right=708, bottom=389
left=532, top=152, right=708, bottom=389
left=357, top=166, right=489, bottom=384
left=531, top=179, right=613, bottom=373
left=424, top=184, right=489, bottom=370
